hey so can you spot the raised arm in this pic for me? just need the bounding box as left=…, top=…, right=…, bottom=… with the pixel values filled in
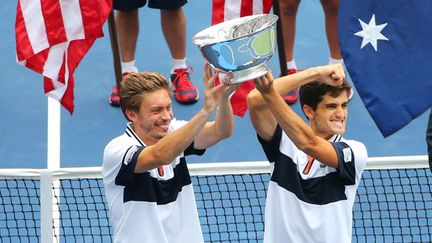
left=134, top=68, right=230, bottom=173
left=247, top=65, right=339, bottom=140
left=250, top=64, right=345, bottom=168
left=194, top=64, right=238, bottom=149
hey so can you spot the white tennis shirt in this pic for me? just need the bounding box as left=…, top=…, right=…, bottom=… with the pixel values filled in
left=102, top=120, right=205, bottom=243
left=258, top=125, right=368, bottom=243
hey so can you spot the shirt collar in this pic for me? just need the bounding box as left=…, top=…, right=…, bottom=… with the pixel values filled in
left=125, top=122, right=146, bottom=146
left=328, top=134, right=342, bottom=142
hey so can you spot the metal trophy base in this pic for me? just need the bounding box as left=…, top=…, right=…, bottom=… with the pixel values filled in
left=223, top=64, right=270, bottom=84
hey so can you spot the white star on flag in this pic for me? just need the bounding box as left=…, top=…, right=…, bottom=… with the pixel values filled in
left=354, top=14, right=388, bottom=51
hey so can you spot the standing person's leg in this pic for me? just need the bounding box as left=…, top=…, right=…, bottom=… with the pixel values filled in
left=116, top=10, right=140, bottom=68
left=279, top=0, right=300, bottom=68
left=278, top=0, right=301, bottom=104
left=156, top=0, right=198, bottom=104
left=161, top=9, right=186, bottom=62
left=110, top=0, right=145, bottom=106
left=320, top=0, right=342, bottom=62
left=321, top=0, right=354, bottom=99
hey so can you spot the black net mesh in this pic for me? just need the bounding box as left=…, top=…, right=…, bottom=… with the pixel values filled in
left=0, top=167, right=431, bottom=242
left=193, top=174, right=269, bottom=242
left=353, top=168, right=432, bottom=243
left=0, top=179, right=40, bottom=243
left=56, top=179, right=112, bottom=242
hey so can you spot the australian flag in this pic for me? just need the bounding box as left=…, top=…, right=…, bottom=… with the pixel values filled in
left=339, top=0, right=432, bottom=137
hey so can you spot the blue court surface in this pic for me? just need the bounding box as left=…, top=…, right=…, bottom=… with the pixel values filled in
left=0, top=1, right=430, bottom=169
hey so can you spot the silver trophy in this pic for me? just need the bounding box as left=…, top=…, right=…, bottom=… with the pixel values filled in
left=193, top=14, right=278, bottom=83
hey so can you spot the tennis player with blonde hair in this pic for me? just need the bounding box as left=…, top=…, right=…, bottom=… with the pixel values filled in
left=103, top=64, right=237, bottom=243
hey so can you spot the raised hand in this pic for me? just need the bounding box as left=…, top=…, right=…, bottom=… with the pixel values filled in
left=219, top=72, right=240, bottom=99
left=203, top=62, right=216, bottom=84
left=203, top=63, right=239, bottom=109
left=202, top=63, right=228, bottom=114
left=253, top=71, right=275, bottom=94
left=316, top=64, right=345, bottom=86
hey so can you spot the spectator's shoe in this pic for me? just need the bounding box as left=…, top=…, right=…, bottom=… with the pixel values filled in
left=170, top=68, right=199, bottom=104
left=109, top=85, right=120, bottom=107
left=109, top=73, right=131, bottom=107
left=282, top=69, right=298, bottom=105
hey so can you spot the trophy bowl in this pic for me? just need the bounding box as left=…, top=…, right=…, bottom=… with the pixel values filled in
left=193, top=14, right=278, bottom=83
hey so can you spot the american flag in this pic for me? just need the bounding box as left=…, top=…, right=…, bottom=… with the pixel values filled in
left=212, top=0, right=272, bottom=117
left=15, top=0, right=112, bottom=113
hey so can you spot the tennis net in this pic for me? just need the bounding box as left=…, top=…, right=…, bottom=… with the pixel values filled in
left=0, top=156, right=430, bottom=242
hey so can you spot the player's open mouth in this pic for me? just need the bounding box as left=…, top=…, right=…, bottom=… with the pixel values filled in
left=157, top=124, right=169, bottom=132
left=331, top=120, right=344, bottom=128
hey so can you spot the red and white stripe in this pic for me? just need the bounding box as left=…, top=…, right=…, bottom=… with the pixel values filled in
left=212, top=0, right=272, bottom=24
left=211, top=0, right=272, bottom=117
left=15, top=0, right=111, bottom=113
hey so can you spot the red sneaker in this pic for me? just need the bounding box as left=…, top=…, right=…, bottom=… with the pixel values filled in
left=170, top=68, right=199, bottom=104
left=283, top=69, right=298, bottom=105
left=109, top=85, right=120, bottom=107
left=109, top=73, right=131, bottom=107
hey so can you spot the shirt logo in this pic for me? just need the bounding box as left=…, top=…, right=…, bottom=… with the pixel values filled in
left=303, top=155, right=315, bottom=175
left=157, top=166, right=164, bottom=177
left=124, top=146, right=138, bottom=165
left=343, top=148, right=352, bottom=162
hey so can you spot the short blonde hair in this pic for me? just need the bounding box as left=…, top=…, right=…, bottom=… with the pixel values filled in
left=119, top=72, right=172, bottom=121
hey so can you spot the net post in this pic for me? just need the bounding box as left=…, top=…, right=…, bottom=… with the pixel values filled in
left=40, top=170, right=54, bottom=243
left=47, top=97, right=60, bottom=169
left=47, top=90, right=61, bottom=241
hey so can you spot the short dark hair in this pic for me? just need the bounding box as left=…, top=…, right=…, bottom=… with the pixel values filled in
left=119, top=72, right=172, bottom=121
left=299, top=81, right=351, bottom=111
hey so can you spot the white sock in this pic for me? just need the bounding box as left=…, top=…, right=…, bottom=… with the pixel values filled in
left=286, top=60, right=297, bottom=70
left=121, top=60, right=138, bottom=73
left=329, top=57, right=344, bottom=65
left=171, top=58, right=187, bottom=73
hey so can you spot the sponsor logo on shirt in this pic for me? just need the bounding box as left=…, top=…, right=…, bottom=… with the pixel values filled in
left=303, top=156, right=315, bottom=175
left=343, top=148, right=352, bottom=162
left=158, top=166, right=164, bottom=177
left=124, top=146, right=138, bottom=165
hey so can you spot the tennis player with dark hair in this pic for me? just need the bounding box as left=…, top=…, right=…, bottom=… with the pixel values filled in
left=276, top=0, right=345, bottom=104
left=102, top=64, right=237, bottom=242
left=247, top=64, right=368, bottom=242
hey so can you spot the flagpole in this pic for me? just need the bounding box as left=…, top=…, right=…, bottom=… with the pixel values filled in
left=107, top=10, right=122, bottom=87
left=272, top=0, right=288, bottom=76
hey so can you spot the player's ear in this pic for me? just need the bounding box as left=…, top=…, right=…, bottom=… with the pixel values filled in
left=303, top=105, right=314, bottom=120
left=126, top=109, right=137, bottom=122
